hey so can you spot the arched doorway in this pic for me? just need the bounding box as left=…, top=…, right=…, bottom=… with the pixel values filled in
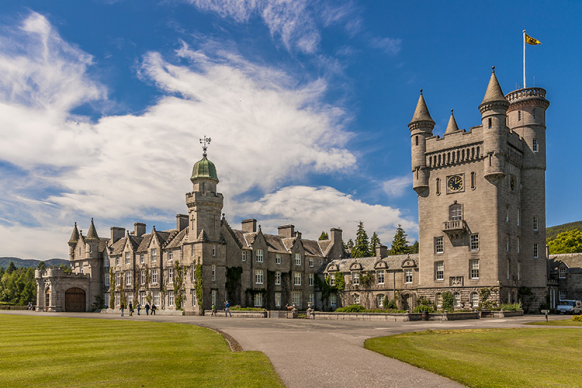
left=65, top=288, right=86, bottom=312
left=45, top=288, right=50, bottom=312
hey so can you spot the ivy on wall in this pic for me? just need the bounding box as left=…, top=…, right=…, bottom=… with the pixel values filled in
left=194, top=264, right=203, bottom=308
left=174, top=260, right=184, bottom=310
left=109, top=268, right=115, bottom=308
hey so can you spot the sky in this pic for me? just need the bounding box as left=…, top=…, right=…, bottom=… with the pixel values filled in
left=0, top=1, right=580, bottom=260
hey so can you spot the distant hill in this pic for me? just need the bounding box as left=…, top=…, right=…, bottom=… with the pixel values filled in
left=0, top=257, right=69, bottom=269
left=546, top=221, right=582, bottom=241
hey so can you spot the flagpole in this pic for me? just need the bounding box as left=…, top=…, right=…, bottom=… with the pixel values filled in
left=523, top=30, right=526, bottom=88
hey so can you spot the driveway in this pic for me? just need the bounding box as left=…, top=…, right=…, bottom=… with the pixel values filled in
left=1, top=311, right=550, bottom=388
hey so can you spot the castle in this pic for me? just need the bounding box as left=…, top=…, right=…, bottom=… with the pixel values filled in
left=35, top=68, right=553, bottom=313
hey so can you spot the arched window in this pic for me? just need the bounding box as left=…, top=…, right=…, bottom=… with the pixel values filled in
left=450, top=203, right=462, bottom=220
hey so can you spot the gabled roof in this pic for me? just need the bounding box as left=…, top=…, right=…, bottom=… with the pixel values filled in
left=303, top=239, right=324, bottom=257
left=110, top=237, right=127, bottom=255
left=136, top=234, right=154, bottom=252
left=549, top=253, right=582, bottom=271
left=165, top=228, right=189, bottom=249
left=229, top=229, right=326, bottom=257
left=318, top=239, right=333, bottom=256
left=326, top=254, right=419, bottom=273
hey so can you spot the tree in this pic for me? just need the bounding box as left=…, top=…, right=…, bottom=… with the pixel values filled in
left=548, top=230, right=582, bottom=254
left=389, top=225, right=411, bottom=255
left=370, top=232, right=380, bottom=253
left=351, top=221, right=371, bottom=258
left=37, top=261, right=46, bottom=270
left=345, top=239, right=354, bottom=250
left=409, top=241, right=419, bottom=254
left=6, top=261, right=16, bottom=274
left=318, top=231, right=329, bottom=241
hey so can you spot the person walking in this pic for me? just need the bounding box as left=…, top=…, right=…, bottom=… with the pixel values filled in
left=151, top=304, right=156, bottom=315
left=129, top=302, right=133, bottom=316
left=211, top=303, right=217, bottom=316
left=137, top=303, right=141, bottom=315
left=145, top=303, right=150, bottom=315
left=224, top=301, right=232, bottom=317
left=120, top=302, right=125, bottom=317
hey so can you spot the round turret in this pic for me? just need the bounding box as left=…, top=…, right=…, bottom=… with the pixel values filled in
left=409, top=90, right=435, bottom=195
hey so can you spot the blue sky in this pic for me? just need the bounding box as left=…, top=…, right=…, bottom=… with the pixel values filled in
left=0, top=0, right=580, bottom=259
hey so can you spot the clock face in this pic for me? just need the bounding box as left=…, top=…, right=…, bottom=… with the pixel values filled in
left=448, top=175, right=463, bottom=191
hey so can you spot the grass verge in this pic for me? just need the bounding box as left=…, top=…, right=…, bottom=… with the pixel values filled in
left=527, top=318, right=582, bottom=326
left=365, top=328, right=582, bottom=388
left=0, top=314, right=284, bottom=388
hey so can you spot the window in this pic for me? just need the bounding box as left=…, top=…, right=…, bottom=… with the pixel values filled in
left=352, top=272, right=360, bottom=285
left=151, top=269, right=158, bottom=284
left=507, top=259, right=510, bottom=280
left=140, top=270, right=145, bottom=285
left=470, top=260, right=479, bottom=279
left=242, top=251, right=247, bottom=262
left=559, top=291, right=566, bottom=301
left=471, top=172, right=476, bottom=189
left=506, top=234, right=510, bottom=252
left=292, top=291, right=301, bottom=307
left=139, top=291, right=146, bottom=305
left=330, top=294, right=337, bottom=307
left=275, top=271, right=281, bottom=285
left=309, top=273, right=314, bottom=286
left=559, top=267, right=567, bottom=279
left=140, top=254, right=144, bottom=264
left=254, top=293, right=263, bottom=307
left=115, top=257, right=119, bottom=266
left=329, top=274, right=335, bottom=287
left=104, top=293, right=110, bottom=307
left=309, top=258, right=314, bottom=267
left=256, top=249, right=264, bottom=263
left=377, top=295, right=384, bottom=308
left=115, top=272, right=121, bottom=285
left=169, top=267, right=174, bottom=283
left=488, top=118, right=492, bottom=128
left=115, top=294, right=120, bottom=307
left=309, top=293, right=314, bottom=306
left=125, top=252, right=130, bottom=265
left=436, top=293, right=442, bottom=308
left=212, top=245, right=216, bottom=257
left=435, top=262, right=444, bottom=281
left=211, top=265, right=216, bottom=282
left=471, top=292, right=479, bottom=308
left=211, top=290, right=217, bottom=306
left=377, top=270, right=385, bottom=284
left=470, top=234, right=479, bottom=251
left=275, top=292, right=282, bottom=307
left=517, top=237, right=521, bottom=253
left=517, top=261, right=521, bottom=281
left=104, top=273, right=110, bottom=287
left=506, top=205, right=509, bottom=222
left=168, top=291, right=174, bottom=307
left=510, top=176, right=516, bottom=192
left=534, top=243, right=539, bottom=258
left=151, top=249, right=157, bottom=262
left=517, top=208, right=520, bottom=226
left=104, top=254, right=109, bottom=267
left=293, top=272, right=302, bottom=286
left=275, top=254, right=281, bottom=264
left=450, top=204, right=462, bottom=220
left=533, top=216, right=539, bottom=231
left=354, top=294, right=360, bottom=304
left=435, top=237, right=444, bottom=254
left=295, top=253, right=301, bottom=266
left=168, top=251, right=173, bottom=263
left=436, top=178, right=441, bottom=195
left=405, top=269, right=413, bottom=283
left=80, top=265, right=84, bottom=274
left=153, top=291, right=160, bottom=306
left=454, top=292, right=461, bottom=308
left=518, top=110, right=522, bottom=121
left=255, top=269, right=264, bottom=285
left=533, top=138, right=538, bottom=152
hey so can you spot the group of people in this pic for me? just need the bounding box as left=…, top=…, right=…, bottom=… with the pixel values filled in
left=119, top=302, right=156, bottom=317
left=210, top=300, right=232, bottom=317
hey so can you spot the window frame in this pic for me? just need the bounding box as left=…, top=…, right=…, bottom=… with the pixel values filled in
left=255, top=269, right=264, bottom=285
left=470, top=259, right=480, bottom=279
left=295, top=253, right=301, bottom=266
left=435, top=237, right=444, bottom=254
left=435, top=261, right=444, bottom=281
left=308, top=273, right=314, bottom=286
left=470, top=234, right=479, bottom=251
left=275, top=271, right=281, bottom=285
left=377, top=270, right=385, bottom=284
left=352, top=272, right=360, bottom=285
left=256, top=249, right=264, bottom=263
left=275, top=254, right=281, bottom=265
left=293, top=272, right=302, bottom=286
left=405, top=269, right=413, bottom=284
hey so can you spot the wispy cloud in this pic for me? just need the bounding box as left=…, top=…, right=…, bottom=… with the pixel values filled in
left=369, top=36, right=402, bottom=55
left=382, top=175, right=412, bottom=198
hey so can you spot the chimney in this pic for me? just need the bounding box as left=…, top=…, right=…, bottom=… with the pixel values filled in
left=376, top=244, right=388, bottom=259
left=330, top=228, right=342, bottom=244
left=134, top=223, right=146, bottom=237
left=242, top=219, right=257, bottom=233
left=110, top=227, right=125, bottom=243
left=295, top=231, right=302, bottom=240
left=278, top=224, right=295, bottom=238
left=176, top=214, right=189, bottom=231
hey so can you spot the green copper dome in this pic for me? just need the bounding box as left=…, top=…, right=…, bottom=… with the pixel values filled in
left=191, top=156, right=218, bottom=182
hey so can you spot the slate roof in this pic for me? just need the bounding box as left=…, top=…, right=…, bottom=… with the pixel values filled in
left=549, top=253, right=582, bottom=274
left=230, top=229, right=325, bottom=257
left=165, top=228, right=189, bottom=249
left=326, top=254, right=419, bottom=273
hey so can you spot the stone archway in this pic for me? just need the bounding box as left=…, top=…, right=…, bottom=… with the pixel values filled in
left=65, top=287, right=86, bottom=312
left=45, top=288, right=50, bottom=312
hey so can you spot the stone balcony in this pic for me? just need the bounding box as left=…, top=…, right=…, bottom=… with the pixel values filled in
left=443, top=220, right=467, bottom=236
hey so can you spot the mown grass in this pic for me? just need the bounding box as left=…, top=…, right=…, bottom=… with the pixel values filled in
left=0, top=314, right=284, bottom=388
left=365, top=328, right=582, bottom=388
left=528, top=318, right=582, bottom=326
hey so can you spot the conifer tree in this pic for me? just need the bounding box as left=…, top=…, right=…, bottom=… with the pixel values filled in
left=6, top=261, right=16, bottom=274
left=388, top=225, right=410, bottom=255
left=345, top=239, right=355, bottom=250
left=318, top=231, right=329, bottom=241
left=352, top=221, right=371, bottom=258
left=409, top=240, right=419, bottom=254
left=370, top=232, right=380, bottom=253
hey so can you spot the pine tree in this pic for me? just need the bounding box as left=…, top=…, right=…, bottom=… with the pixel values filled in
left=6, top=261, right=16, bottom=274
left=409, top=241, right=419, bottom=254
left=318, top=231, right=329, bottom=241
left=37, top=261, right=46, bottom=270
left=388, top=225, right=410, bottom=255
left=352, top=221, right=371, bottom=258
left=345, top=239, right=354, bottom=250
left=370, top=232, right=380, bottom=253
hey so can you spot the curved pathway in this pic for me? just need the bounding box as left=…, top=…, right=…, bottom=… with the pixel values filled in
left=1, top=311, right=551, bottom=387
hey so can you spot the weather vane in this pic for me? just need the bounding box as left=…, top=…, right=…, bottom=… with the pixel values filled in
left=200, top=136, right=211, bottom=157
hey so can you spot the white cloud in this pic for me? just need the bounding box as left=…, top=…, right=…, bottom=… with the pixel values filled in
left=369, top=36, right=402, bottom=55
left=382, top=175, right=412, bottom=198
left=234, top=185, right=416, bottom=245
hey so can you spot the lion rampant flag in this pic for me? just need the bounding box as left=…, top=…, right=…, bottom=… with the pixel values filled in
left=525, top=33, right=541, bottom=45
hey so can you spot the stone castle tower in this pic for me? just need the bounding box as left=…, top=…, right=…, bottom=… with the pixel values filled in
left=410, top=68, right=549, bottom=308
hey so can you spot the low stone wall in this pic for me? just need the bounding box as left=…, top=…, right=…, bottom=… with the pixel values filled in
left=314, top=312, right=411, bottom=322
left=101, top=308, right=183, bottom=316
left=480, top=310, right=523, bottom=318
left=267, top=310, right=288, bottom=318
left=204, top=309, right=267, bottom=318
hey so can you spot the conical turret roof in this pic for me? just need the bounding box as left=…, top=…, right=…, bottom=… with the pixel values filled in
left=480, top=67, right=507, bottom=106
left=409, top=90, right=435, bottom=125
left=444, top=110, right=460, bottom=134
left=86, top=219, right=99, bottom=241
left=68, top=222, right=80, bottom=245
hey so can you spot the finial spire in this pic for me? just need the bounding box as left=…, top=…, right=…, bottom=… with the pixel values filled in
left=444, top=109, right=460, bottom=134
left=200, top=136, right=211, bottom=158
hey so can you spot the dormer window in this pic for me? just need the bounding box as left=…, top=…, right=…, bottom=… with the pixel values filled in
left=559, top=266, right=567, bottom=279
left=151, top=249, right=157, bottom=262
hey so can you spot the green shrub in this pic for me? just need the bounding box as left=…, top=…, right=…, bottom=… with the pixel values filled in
left=335, top=304, right=366, bottom=313
left=384, top=299, right=398, bottom=309
left=417, top=296, right=432, bottom=306
left=413, top=305, right=434, bottom=313
left=572, top=315, right=582, bottom=322
left=499, top=303, right=522, bottom=311
left=441, top=291, right=454, bottom=311
left=230, top=305, right=265, bottom=311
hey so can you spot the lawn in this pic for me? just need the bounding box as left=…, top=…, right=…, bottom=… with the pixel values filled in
left=528, top=317, right=582, bottom=326
left=0, top=314, right=284, bottom=388
left=365, top=328, right=582, bottom=388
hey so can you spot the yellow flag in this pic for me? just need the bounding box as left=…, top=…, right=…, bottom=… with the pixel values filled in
left=525, top=33, right=541, bottom=45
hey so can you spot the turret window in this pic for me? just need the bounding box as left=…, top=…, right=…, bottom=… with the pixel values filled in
left=534, top=243, right=539, bottom=258
left=488, top=118, right=492, bottom=129
left=436, top=178, right=441, bottom=195
left=518, top=111, right=522, bottom=121
left=533, top=139, right=538, bottom=152
left=415, top=136, right=418, bottom=146
left=533, top=216, right=539, bottom=231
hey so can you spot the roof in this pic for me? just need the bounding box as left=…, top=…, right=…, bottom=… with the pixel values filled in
left=480, top=68, right=508, bottom=107
left=549, top=253, right=582, bottom=272
left=86, top=219, right=99, bottom=241
left=326, top=254, right=419, bottom=273
left=191, top=156, right=218, bottom=181
left=68, top=223, right=80, bottom=245
left=231, top=229, right=325, bottom=257
left=165, top=228, right=189, bottom=249
left=444, top=110, right=460, bottom=134
left=409, top=91, right=435, bottom=126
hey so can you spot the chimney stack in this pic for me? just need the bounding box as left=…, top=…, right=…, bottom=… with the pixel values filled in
left=110, top=227, right=125, bottom=243
left=134, top=223, right=146, bottom=237
left=242, top=219, right=257, bottom=233
left=278, top=224, right=295, bottom=238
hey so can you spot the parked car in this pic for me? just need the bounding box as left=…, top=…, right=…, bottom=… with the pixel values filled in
left=557, top=300, right=582, bottom=314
